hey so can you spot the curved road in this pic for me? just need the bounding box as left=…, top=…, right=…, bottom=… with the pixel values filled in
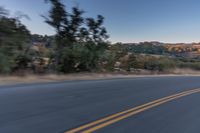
left=0, top=76, right=200, bottom=133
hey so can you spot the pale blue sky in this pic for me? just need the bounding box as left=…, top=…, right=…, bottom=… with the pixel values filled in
left=1, top=0, right=200, bottom=43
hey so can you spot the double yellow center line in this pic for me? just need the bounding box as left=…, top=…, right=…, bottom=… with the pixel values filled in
left=65, top=88, right=200, bottom=133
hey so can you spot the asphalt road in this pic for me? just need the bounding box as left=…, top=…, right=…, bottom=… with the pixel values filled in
left=0, top=76, right=200, bottom=133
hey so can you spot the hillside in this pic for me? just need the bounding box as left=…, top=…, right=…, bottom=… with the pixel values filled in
left=117, top=42, right=200, bottom=58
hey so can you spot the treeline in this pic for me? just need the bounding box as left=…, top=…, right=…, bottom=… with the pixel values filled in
left=1, top=0, right=200, bottom=75
left=108, top=43, right=200, bottom=72
left=0, top=0, right=110, bottom=74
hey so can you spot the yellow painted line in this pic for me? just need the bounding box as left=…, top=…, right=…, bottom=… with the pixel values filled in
left=65, top=88, right=200, bottom=133
left=82, top=89, right=200, bottom=133
left=66, top=89, right=198, bottom=133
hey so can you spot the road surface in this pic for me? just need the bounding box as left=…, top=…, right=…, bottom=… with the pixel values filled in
left=0, top=76, right=200, bottom=133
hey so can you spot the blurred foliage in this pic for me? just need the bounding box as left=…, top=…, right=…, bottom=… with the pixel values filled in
left=0, top=7, right=30, bottom=74
left=43, top=0, right=109, bottom=73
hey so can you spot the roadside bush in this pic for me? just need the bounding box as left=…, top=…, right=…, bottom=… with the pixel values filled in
left=144, top=57, right=175, bottom=71
left=178, top=62, right=200, bottom=70
left=0, top=53, right=12, bottom=74
left=57, top=43, right=104, bottom=73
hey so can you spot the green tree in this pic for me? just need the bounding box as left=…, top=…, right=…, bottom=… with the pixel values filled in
left=43, top=0, right=109, bottom=73
left=0, top=7, right=30, bottom=74
left=86, top=15, right=109, bottom=44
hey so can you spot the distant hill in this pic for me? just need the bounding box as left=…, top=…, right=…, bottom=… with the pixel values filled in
left=114, top=42, right=200, bottom=58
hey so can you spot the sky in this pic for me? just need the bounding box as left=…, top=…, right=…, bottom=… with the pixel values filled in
left=1, top=0, right=200, bottom=43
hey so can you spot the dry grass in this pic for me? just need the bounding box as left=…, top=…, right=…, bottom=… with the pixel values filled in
left=1, top=70, right=200, bottom=86
left=0, top=73, right=132, bottom=85
left=170, top=68, right=200, bottom=75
